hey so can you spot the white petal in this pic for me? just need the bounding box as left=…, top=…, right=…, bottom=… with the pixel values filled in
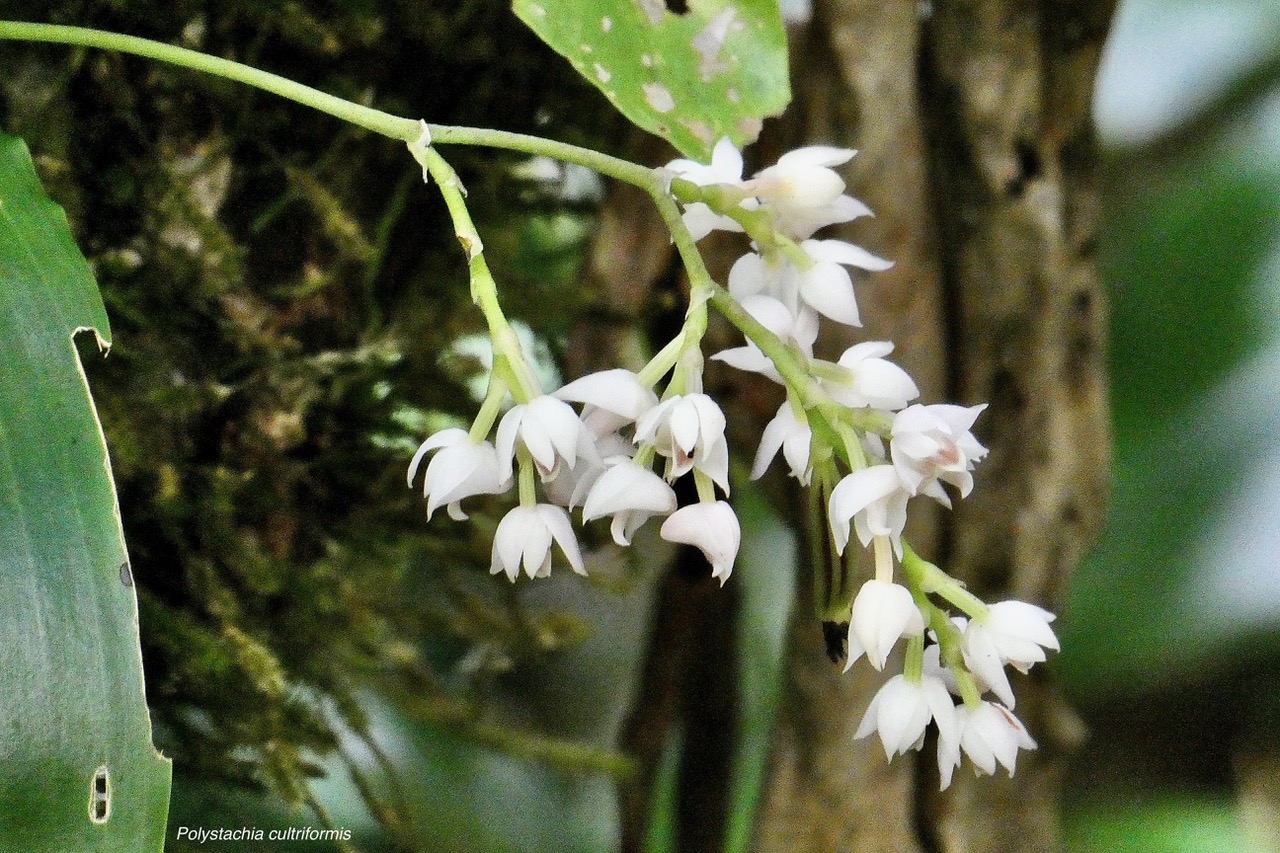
left=709, top=136, right=745, bottom=181
left=751, top=404, right=793, bottom=480
left=963, top=625, right=1016, bottom=707
left=668, top=398, right=703, bottom=456
left=803, top=238, right=894, bottom=271
left=582, top=463, right=677, bottom=521
left=739, top=294, right=795, bottom=336
left=520, top=516, right=555, bottom=579
left=837, top=340, right=895, bottom=366
left=700, top=436, right=731, bottom=494
left=773, top=145, right=855, bottom=170
left=798, top=262, right=860, bottom=326
left=711, top=344, right=776, bottom=377
left=661, top=501, right=740, bottom=585
left=555, top=369, right=658, bottom=422
left=538, top=504, right=586, bottom=575
left=728, top=252, right=770, bottom=301
left=989, top=601, right=1060, bottom=651
left=495, top=406, right=524, bottom=483
left=492, top=507, right=536, bottom=582
left=408, top=427, right=467, bottom=487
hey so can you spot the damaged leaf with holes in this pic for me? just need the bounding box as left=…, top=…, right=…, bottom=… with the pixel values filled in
left=514, top=0, right=790, bottom=159
left=0, top=133, right=171, bottom=848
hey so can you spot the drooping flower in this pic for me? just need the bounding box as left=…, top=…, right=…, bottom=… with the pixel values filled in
left=891, top=403, right=989, bottom=505
left=822, top=342, right=919, bottom=412
left=750, top=401, right=813, bottom=484
left=495, top=394, right=596, bottom=483
left=581, top=460, right=678, bottom=546
left=955, top=701, right=1037, bottom=781
left=844, top=579, right=924, bottom=671
left=634, top=393, right=730, bottom=492
left=408, top=428, right=511, bottom=520
left=490, top=504, right=586, bottom=582
left=855, top=672, right=959, bottom=760
left=961, top=601, right=1060, bottom=707
left=660, top=500, right=741, bottom=585
left=828, top=465, right=911, bottom=557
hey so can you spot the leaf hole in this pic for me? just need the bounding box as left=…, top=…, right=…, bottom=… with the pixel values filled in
left=89, top=764, right=111, bottom=824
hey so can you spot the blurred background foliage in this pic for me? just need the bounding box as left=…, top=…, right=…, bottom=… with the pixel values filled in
left=1058, top=0, right=1280, bottom=849
left=5, top=0, right=1280, bottom=850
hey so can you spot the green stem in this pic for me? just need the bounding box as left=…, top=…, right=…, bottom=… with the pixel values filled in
left=0, top=21, right=421, bottom=141
left=413, top=144, right=539, bottom=402
left=901, top=543, right=989, bottom=622
left=0, top=20, right=834, bottom=427
left=0, top=21, right=658, bottom=190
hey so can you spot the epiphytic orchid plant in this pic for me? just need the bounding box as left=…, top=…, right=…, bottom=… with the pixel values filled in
left=0, top=5, right=1057, bottom=801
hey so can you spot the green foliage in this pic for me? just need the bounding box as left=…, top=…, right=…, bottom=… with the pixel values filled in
left=0, top=132, right=171, bottom=849
left=514, top=0, right=790, bottom=160
left=1065, top=797, right=1246, bottom=853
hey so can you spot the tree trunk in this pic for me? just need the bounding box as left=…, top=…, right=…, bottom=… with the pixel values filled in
left=748, top=1, right=1115, bottom=850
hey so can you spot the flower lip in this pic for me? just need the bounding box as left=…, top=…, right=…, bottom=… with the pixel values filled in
left=660, top=500, right=741, bottom=585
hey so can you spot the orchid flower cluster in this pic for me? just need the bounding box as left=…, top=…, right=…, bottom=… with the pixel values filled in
left=407, top=134, right=1059, bottom=790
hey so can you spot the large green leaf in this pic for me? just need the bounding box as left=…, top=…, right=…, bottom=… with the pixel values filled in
left=0, top=134, right=171, bottom=849
left=514, top=0, right=790, bottom=160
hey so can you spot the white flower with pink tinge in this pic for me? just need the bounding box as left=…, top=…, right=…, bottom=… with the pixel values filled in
left=891, top=403, right=989, bottom=505
left=938, top=701, right=1038, bottom=789
left=711, top=294, right=817, bottom=383
left=634, top=393, right=730, bottom=492
left=961, top=601, right=1060, bottom=708
left=408, top=428, right=511, bottom=520
left=490, top=504, right=585, bottom=582
left=727, top=240, right=891, bottom=330
left=663, top=137, right=749, bottom=240
left=821, top=341, right=919, bottom=412
left=748, top=146, right=874, bottom=239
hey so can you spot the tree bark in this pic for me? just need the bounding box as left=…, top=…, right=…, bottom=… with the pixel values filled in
left=749, top=1, right=1115, bottom=850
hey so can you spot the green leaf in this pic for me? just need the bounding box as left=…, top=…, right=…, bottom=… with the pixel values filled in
left=0, top=134, right=171, bottom=849
left=514, top=0, right=790, bottom=160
